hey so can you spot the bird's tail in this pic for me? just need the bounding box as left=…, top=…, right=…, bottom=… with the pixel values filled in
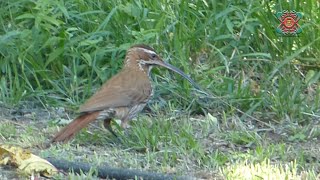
left=51, top=111, right=100, bottom=143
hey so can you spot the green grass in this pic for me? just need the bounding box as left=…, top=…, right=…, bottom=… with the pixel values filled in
left=0, top=112, right=319, bottom=179
left=223, top=159, right=318, bottom=180
left=0, top=0, right=319, bottom=179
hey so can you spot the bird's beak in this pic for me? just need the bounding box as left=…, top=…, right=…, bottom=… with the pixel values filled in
left=146, top=59, right=201, bottom=90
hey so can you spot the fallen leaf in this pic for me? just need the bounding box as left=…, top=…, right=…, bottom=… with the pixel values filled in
left=0, top=144, right=57, bottom=177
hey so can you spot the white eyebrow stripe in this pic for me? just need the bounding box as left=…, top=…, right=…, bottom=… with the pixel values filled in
left=136, top=47, right=156, bottom=55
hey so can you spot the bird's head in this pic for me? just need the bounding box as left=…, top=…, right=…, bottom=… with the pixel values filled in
left=125, top=44, right=162, bottom=73
left=125, top=44, right=201, bottom=90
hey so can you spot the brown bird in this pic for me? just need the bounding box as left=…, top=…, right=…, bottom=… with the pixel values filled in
left=52, top=44, right=200, bottom=143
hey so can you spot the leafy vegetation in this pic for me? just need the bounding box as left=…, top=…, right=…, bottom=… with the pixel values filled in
left=0, top=0, right=319, bottom=179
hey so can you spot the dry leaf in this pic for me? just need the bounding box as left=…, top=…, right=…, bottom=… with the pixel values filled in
left=0, top=144, right=57, bottom=177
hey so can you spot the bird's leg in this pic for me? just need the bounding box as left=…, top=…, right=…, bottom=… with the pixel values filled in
left=103, top=118, right=118, bottom=138
left=120, top=117, right=133, bottom=137
left=121, top=119, right=129, bottom=129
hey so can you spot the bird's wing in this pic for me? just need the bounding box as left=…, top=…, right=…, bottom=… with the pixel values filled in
left=79, top=69, right=152, bottom=113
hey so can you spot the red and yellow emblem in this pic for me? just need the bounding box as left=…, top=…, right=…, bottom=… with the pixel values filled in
left=276, top=10, right=302, bottom=35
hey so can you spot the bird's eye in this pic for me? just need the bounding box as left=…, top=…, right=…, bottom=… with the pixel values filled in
left=151, top=53, right=157, bottom=58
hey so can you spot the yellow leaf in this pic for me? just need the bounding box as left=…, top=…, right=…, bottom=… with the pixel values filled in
left=19, top=154, right=57, bottom=177
left=0, top=144, right=58, bottom=177
left=0, top=146, right=11, bottom=165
